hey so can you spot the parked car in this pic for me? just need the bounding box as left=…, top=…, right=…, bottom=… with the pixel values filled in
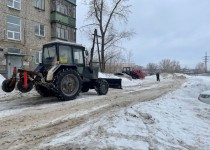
left=198, top=90, right=210, bottom=104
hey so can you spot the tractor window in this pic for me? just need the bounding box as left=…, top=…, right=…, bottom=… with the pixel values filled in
left=123, top=67, right=127, bottom=72
left=59, top=45, right=72, bottom=64
left=43, top=45, right=57, bottom=64
left=73, top=48, right=83, bottom=64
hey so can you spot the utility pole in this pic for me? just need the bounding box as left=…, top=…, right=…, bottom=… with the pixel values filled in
left=202, top=52, right=209, bottom=73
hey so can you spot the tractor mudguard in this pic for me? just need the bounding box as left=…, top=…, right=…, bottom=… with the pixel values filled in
left=46, top=65, right=59, bottom=81
left=46, top=64, right=77, bottom=81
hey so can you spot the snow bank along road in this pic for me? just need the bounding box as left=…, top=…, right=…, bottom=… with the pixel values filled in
left=0, top=74, right=185, bottom=150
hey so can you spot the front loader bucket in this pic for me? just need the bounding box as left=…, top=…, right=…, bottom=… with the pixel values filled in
left=103, top=78, right=122, bottom=89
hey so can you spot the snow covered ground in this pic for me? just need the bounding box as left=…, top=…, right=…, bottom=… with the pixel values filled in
left=0, top=73, right=210, bottom=149
left=39, top=74, right=210, bottom=150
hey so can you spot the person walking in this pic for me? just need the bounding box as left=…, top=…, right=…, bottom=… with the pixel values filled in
left=156, top=72, right=160, bottom=81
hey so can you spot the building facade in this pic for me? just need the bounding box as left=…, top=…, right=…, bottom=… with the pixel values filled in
left=0, top=0, right=76, bottom=78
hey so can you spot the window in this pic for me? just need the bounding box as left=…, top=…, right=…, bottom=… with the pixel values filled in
left=7, top=15, right=21, bottom=40
left=7, top=0, right=21, bottom=10
left=34, top=0, right=44, bottom=10
left=68, top=4, right=76, bottom=18
left=35, top=23, right=44, bottom=36
left=65, top=30, right=69, bottom=40
left=56, top=27, right=69, bottom=41
left=56, top=4, right=68, bottom=15
left=52, top=23, right=76, bottom=42
left=35, top=51, right=42, bottom=64
left=53, top=2, right=76, bottom=18
left=43, top=45, right=57, bottom=64
left=72, top=5, right=76, bottom=18
left=69, top=28, right=76, bottom=42
left=60, top=28, right=65, bottom=39
left=59, top=45, right=72, bottom=64
left=73, top=48, right=84, bottom=64
left=8, top=48, right=21, bottom=54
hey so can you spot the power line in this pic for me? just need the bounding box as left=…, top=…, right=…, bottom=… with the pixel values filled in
left=202, top=52, right=210, bottom=72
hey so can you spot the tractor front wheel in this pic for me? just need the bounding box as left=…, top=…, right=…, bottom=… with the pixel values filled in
left=35, top=84, right=53, bottom=97
left=53, top=69, right=82, bottom=101
left=81, top=84, right=89, bottom=93
left=95, top=79, right=109, bottom=95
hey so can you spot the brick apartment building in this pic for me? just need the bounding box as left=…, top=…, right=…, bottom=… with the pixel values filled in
left=0, top=0, right=76, bottom=78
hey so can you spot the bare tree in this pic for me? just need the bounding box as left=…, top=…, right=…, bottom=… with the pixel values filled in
left=146, top=63, right=158, bottom=74
left=195, top=62, right=205, bottom=74
left=159, top=59, right=171, bottom=73
left=105, top=49, right=125, bottom=73
left=159, top=59, right=181, bottom=73
left=83, top=0, right=134, bottom=72
left=170, top=60, right=181, bottom=73
left=126, top=50, right=133, bottom=64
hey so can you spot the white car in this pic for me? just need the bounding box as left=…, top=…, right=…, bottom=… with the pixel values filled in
left=198, top=90, right=210, bottom=104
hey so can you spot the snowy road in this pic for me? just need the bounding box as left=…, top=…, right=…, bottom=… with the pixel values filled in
left=0, top=74, right=185, bottom=150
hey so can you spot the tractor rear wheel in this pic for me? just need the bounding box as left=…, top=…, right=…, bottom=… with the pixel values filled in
left=95, top=79, right=109, bottom=95
left=53, top=69, right=82, bottom=101
left=35, top=84, right=53, bottom=97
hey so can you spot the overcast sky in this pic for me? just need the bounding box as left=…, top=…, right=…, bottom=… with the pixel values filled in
left=76, top=0, right=210, bottom=69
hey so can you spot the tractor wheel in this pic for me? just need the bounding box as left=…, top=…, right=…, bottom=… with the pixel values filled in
left=131, top=74, right=138, bottom=79
left=1, top=80, right=15, bottom=93
left=95, top=79, right=109, bottom=95
left=53, top=69, right=82, bottom=101
left=17, top=79, right=33, bottom=93
left=81, top=84, right=89, bottom=93
left=35, top=84, right=52, bottom=97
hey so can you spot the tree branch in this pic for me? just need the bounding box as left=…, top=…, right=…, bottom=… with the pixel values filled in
left=104, top=0, right=122, bottom=34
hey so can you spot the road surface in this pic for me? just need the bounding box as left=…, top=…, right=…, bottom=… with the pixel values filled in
left=0, top=74, right=185, bottom=150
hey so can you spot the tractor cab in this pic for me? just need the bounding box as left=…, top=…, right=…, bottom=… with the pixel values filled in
left=122, top=67, right=145, bottom=79
left=42, top=41, right=85, bottom=67
left=40, top=41, right=88, bottom=79
left=122, top=67, right=133, bottom=75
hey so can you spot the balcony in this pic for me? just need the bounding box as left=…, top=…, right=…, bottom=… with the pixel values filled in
left=51, top=12, right=76, bottom=27
left=66, top=0, right=76, bottom=5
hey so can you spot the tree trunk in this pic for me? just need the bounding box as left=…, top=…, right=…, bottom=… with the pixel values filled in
left=101, top=34, right=106, bottom=72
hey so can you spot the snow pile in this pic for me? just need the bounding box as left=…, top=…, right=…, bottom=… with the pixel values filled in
left=43, top=75, right=210, bottom=149
left=0, top=74, right=5, bottom=95
left=99, top=72, right=143, bottom=87
left=98, top=72, right=119, bottom=78
left=0, top=74, right=5, bottom=86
